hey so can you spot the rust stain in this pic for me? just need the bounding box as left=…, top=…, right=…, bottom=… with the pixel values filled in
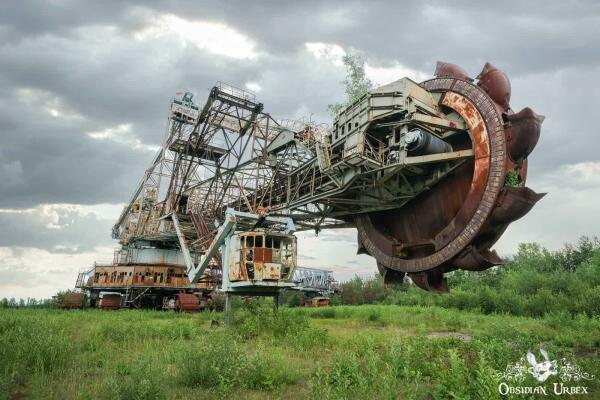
left=355, top=77, right=508, bottom=275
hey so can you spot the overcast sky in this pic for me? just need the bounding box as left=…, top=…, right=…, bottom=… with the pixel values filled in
left=1, top=0, right=599, bottom=299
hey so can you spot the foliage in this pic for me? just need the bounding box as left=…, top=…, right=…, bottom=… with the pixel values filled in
left=332, top=236, right=600, bottom=318
left=504, top=169, right=521, bottom=187
left=0, top=296, right=53, bottom=308
left=1, top=238, right=599, bottom=398
left=0, top=301, right=599, bottom=399
left=331, top=274, right=401, bottom=306
left=327, top=53, right=374, bottom=116
left=103, top=358, right=166, bottom=400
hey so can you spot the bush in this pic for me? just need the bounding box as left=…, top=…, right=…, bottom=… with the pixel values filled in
left=333, top=236, right=600, bottom=318
left=432, top=349, right=471, bottom=400
left=0, top=312, right=73, bottom=375
left=178, top=334, right=298, bottom=392
left=179, top=334, right=245, bottom=390
left=103, top=360, right=166, bottom=400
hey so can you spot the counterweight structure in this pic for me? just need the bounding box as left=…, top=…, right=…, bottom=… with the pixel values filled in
left=79, top=61, right=544, bottom=306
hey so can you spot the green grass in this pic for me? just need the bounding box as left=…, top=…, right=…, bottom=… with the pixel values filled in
left=0, top=304, right=598, bottom=399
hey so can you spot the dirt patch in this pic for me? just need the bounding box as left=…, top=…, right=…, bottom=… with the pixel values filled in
left=427, top=331, right=472, bottom=341
left=574, top=347, right=598, bottom=357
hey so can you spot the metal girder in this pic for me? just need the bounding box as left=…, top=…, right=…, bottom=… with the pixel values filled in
left=115, top=77, right=489, bottom=266
left=189, top=212, right=236, bottom=284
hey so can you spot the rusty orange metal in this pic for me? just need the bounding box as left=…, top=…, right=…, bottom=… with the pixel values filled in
left=505, top=107, right=545, bottom=164
left=304, top=297, right=330, bottom=307
left=98, top=294, right=121, bottom=310
left=435, top=61, right=473, bottom=81
left=61, top=292, right=85, bottom=309
left=476, top=62, right=512, bottom=111
left=356, top=64, right=546, bottom=292
left=175, top=293, right=200, bottom=312
left=90, top=264, right=198, bottom=288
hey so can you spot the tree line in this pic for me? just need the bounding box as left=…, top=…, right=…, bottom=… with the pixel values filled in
left=0, top=297, right=54, bottom=308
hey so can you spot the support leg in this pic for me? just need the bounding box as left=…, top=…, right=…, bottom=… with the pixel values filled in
left=273, top=292, right=279, bottom=314
left=224, top=292, right=232, bottom=326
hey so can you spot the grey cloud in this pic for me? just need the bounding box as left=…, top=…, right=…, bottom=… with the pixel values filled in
left=110, top=1, right=600, bottom=75
left=0, top=207, right=113, bottom=252
left=0, top=0, right=598, bottom=253
left=0, top=0, right=597, bottom=211
left=0, top=23, right=264, bottom=207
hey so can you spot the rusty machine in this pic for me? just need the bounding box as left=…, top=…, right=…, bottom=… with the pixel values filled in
left=292, top=267, right=336, bottom=307
left=76, top=60, right=544, bottom=309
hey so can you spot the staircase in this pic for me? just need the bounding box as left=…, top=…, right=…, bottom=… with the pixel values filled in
left=75, top=266, right=94, bottom=288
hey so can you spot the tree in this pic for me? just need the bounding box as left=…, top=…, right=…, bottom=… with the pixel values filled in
left=328, top=54, right=374, bottom=116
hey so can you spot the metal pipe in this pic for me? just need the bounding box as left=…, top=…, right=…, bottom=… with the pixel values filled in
left=405, top=129, right=452, bottom=155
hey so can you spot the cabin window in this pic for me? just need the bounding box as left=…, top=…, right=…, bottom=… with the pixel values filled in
left=255, top=236, right=263, bottom=247
left=266, top=237, right=273, bottom=248
left=245, top=236, right=254, bottom=248
left=273, top=237, right=281, bottom=249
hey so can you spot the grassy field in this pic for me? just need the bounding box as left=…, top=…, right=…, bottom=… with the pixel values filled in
left=1, top=304, right=598, bottom=399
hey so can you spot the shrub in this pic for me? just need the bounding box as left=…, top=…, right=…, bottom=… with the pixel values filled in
left=367, top=308, right=381, bottom=322
left=0, top=313, right=73, bottom=375
left=432, top=349, right=470, bottom=400
left=178, top=334, right=298, bottom=392
left=103, top=360, right=166, bottom=400
left=179, top=334, right=245, bottom=390
left=332, top=236, right=600, bottom=318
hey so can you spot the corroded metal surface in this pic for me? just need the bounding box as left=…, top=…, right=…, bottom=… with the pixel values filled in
left=62, top=292, right=85, bottom=309
left=356, top=77, right=507, bottom=273
left=175, top=293, right=200, bottom=312
left=505, top=107, right=544, bottom=163
left=356, top=66, right=545, bottom=291
left=476, top=62, right=511, bottom=111
left=98, top=294, right=121, bottom=310
left=434, top=61, right=473, bottom=81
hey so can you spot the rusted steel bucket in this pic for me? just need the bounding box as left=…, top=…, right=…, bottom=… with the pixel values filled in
left=357, top=62, right=545, bottom=292
left=62, top=292, right=85, bottom=309
left=99, top=293, right=122, bottom=310
left=175, top=293, right=200, bottom=312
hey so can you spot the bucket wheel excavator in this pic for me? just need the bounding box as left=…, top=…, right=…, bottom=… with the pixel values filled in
left=83, top=61, right=543, bottom=303
left=355, top=62, right=545, bottom=292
